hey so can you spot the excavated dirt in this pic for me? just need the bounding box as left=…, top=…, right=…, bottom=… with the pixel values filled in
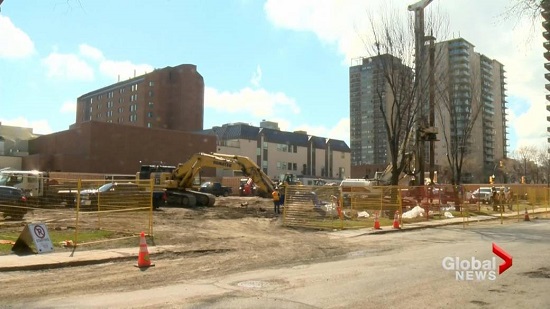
left=0, top=196, right=367, bottom=303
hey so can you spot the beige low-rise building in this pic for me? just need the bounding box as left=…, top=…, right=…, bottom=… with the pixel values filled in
left=205, top=121, right=351, bottom=182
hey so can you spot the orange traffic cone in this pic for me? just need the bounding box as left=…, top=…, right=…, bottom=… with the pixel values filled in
left=135, top=232, right=155, bottom=268
left=373, top=211, right=381, bottom=230
left=392, top=211, right=401, bottom=229
left=524, top=208, right=530, bottom=222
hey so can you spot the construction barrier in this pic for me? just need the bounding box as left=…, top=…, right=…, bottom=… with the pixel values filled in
left=0, top=178, right=155, bottom=255
left=281, top=183, right=550, bottom=230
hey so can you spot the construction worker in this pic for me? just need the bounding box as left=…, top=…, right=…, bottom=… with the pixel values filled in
left=272, top=188, right=280, bottom=214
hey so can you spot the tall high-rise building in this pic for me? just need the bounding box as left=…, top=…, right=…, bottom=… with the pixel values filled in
left=349, top=39, right=508, bottom=183
left=432, top=38, right=507, bottom=182
left=349, top=54, right=412, bottom=167
left=75, top=64, right=204, bottom=132
left=543, top=0, right=550, bottom=151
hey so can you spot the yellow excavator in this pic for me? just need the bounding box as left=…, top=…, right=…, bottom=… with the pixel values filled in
left=137, top=152, right=276, bottom=207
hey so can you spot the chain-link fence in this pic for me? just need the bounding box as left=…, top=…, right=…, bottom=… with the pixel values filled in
left=281, top=183, right=550, bottom=230
left=0, top=178, right=155, bottom=255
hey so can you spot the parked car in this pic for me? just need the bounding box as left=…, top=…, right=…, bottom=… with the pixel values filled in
left=440, top=185, right=465, bottom=205
left=470, top=187, right=493, bottom=204
left=0, top=185, right=28, bottom=220
left=79, top=182, right=147, bottom=210
left=199, top=182, right=232, bottom=197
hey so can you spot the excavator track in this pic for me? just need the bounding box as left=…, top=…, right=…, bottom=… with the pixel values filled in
left=166, top=189, right=215, bottom=207
left=188, top=190, right=216, bottom=207
left=166, top=190, right=197, bottom=207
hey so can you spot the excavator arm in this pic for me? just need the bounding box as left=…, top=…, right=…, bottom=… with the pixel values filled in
left=210, top=153, right=275, bottom=197
left=171, top=152, right=244, bottom=189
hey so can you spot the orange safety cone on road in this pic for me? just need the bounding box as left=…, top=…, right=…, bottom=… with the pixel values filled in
left=135, top=232, right=155, bottom=268
left=373, top=211, right=381, bottom=230
left=524, top=208, right=530, bottom=222
left=392, top=211, right=401, bottom=229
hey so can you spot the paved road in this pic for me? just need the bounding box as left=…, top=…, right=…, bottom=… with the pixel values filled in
left=22, top=219, right=550, bottom=309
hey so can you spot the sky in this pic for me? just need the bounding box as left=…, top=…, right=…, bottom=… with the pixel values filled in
left=0, top=0, right=546, bottom=153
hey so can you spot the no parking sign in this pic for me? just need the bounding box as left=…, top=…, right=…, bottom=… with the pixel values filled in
left=12, top=223, right=54, bottom=254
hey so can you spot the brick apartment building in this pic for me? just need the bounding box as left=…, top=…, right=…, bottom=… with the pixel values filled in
left=74, top=64, right=204, bottom=132
left=23, top=64, right=217, bottom=174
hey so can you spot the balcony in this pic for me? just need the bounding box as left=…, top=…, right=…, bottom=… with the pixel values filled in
left=545, top=51, right=550, bottom=61
left=545, top=31, right=550, bottom=41
left=543, top=20, right=550, bottom=31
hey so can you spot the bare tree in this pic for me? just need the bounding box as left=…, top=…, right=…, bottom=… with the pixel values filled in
left=511, top=145, right=538, bottom=183
left=536, top=146, right=550, bottom=183
left=362, top=4, right=449, bottom=186
left=502, top=0, right=544, bottom=22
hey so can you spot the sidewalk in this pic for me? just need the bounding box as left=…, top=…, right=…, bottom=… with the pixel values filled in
left=330, top=207, right=550, bottom=238
left=0, top=208, right=547, bottom=272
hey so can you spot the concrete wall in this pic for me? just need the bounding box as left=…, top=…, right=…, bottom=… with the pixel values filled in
left=0, top=156, right=22, bottom=170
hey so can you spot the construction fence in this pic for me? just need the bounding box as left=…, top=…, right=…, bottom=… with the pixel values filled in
left=281, top=184, right=550, bottom=230
left=0, top=178, right=154, bottom=255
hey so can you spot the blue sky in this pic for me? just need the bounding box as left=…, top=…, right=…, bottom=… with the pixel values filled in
left=0, top=0, right=547, bottom=152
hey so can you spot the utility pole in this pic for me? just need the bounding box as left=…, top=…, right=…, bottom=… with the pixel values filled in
left=408, top=0, right=433, bottom=186
left=427, top=33, right=436, bottom=184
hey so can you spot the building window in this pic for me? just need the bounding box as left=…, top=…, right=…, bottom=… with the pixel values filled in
left=107, top=110, right=113, bottom=117
left=149, top=81, right=154, bottom=87
left=148, top=90, right=153, bottom=97
left=129, top=114, right=137, bottom=122
left=118, top=107, right=123, bottom=113
left=147, top=122, right=152, bottom=128
left=130, top=104, right=137, bottom=112
left=148, top=102, right=154, bottom=108
left=107, top=101, right=113, bottom=108
left=108, top=91, right=114, bottom=98
left=147, top=112, right=153, bottom=118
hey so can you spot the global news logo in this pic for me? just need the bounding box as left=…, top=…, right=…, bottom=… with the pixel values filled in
left=442, top=243, right=512, bottom=281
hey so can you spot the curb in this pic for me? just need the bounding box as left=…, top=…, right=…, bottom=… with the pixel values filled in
left=348, top=213, right=545, bottom=237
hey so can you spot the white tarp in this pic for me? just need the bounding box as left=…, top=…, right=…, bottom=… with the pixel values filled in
left=402, top=206, right=425, bottom=219
left=444, top=211, right=454, bottom=218
left=357, top=211, right=370, bottom=218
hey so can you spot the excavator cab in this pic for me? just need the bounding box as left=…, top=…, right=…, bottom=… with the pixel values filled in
left=280, top=173, right=301, bottom=186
